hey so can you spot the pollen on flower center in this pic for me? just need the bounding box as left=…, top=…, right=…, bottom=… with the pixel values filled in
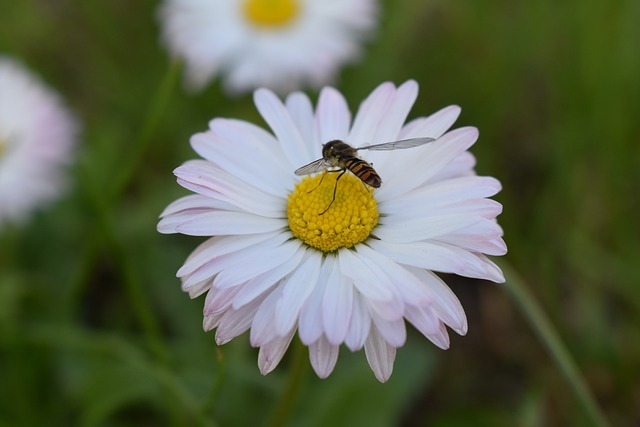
left=287, top=172, right=379, bottom=253
left=242, top=0, right=301, bottom=28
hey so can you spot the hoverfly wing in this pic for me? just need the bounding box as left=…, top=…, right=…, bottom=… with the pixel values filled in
left=357, top=137, right=436, bottom=151
left=294, top=158, right=329, bottom=176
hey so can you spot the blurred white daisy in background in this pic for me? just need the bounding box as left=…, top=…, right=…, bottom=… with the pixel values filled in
left=158, top=80, right=507, bottom=382
left=158, top=0, right=378, bottom=94
left=0, top=56, right=78, bottom=227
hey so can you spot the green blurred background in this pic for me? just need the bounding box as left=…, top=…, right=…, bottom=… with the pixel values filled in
left=1, top=0, right=638, bottom=426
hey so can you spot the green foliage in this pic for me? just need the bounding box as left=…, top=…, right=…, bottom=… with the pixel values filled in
left=1, top=0, right=639, bottom=425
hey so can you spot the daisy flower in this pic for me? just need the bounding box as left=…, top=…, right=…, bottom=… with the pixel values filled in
left=0, top=56, right=78, bottom=227
left=158, top=0, right=378, bottom=94
left=158, top=80, right=507, bottom=382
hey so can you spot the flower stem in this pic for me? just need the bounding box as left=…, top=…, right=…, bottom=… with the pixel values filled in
left=110, top=59, right=182, bottom=202
left=266, top=339, right=309, bottom=427
left=499, top=260, right=610, bottom=427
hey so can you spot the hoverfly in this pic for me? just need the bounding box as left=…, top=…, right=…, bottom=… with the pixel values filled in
left=294, top=137, right=435, bottom=214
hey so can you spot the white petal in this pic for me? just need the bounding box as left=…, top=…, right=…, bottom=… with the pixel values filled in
left=182, top=278, right=211, bottom=298
left=257, top=330, right=296, bottom=375
left=375, top=213, right=483, bottom=243
left=316, top=86, right=351, bottom=143
left=399, top=105, right=462, bottom=140
left=356, top=244, right=431, bottom=305
left=308, top=336, right=339, bottom=379
left=376, top=127, right=479, bottom=201
left=347, top=82, right=395, bottom=144
left=191, top=124, right=290, bottom=197
left=275, top=251, right=322, bottom=335
left=379, top=176, right=502, bottom=216
left=254, top=88, right=308, bottom=169
left=322, top=258, right=353, bottom=345
left=175, top=210, right=287, bottom=236
left=338, top=249, right=393, bottom=301
left=181, top=232, right=293, bottom=287
left=215, top=296, right=264, bottom=345
left=370, top=314, right=406, bottom=348
left=250, top=285, right=283, bottom=347
left=175, top=160, right=285, bottom=218
left=345, top=293, right=371, bottom=351
left=232, top=248, right=306, bottom=309
left=405, top=305, right=440, bottom=337
left=364, top=327, right=396, bottom=383
left=427, top=322, right=451, bottom=350
left=298, top=256, right=332, bottom=345
left=177, top=232, right=281, bottom=277
left=285, top=91, right=319, bottom=160
left=406, top=267, right=468, bottom=335
left=203, top=285, right=242, bottom=316
left=213, top=239, right=303, bottom=289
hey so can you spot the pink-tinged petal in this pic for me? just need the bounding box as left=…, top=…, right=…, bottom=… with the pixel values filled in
left=347, top=82, right=396, bottom=144
left=254, top=88, right=308, bottom=169
left=215, top=296, right=264, bottom=345
left=250, top=286, right=282, bottom=347
left=182, top=278, right=211, bottom=299
left=427, top=322, right=451, bottom=350
left=191, top=124, right=290, bottom=196
left=338, top=249, right=394, bottom=301
left=345, top=294, right=371, bottom=351
left=379, top=176, right=502, bottom=216
left=429, top=151, right=476, bottom=182
left=257, top=331, right=296, bottom=375
left=407, top=267, right=468, bottom=335
left=405, top=305, right=439, bottom=337
left=322, top=256, right=353, bottom=345
left=376, top=127, right=479, bottom=201
left=285, top=92, right=319, bottom=161
left=232, top=248, right=306, bottom=309
left=367, top=239, right=467, bottom=274
left=308, top=336, right=339, bottom=379
left=180, top=232, right=293, bottom=288
left=399, top=105, right=462, bottom=140
left=368, top=296, right=404, bottom=322
left=213, top=239, right=304, bottom=289
left=371, top=315, right=406, bottom=348
left=375, top=213, right=483, bottom=243
left=159, top=194, right=226, bottom=218
left=175, top=211, right=287, bottom=236
left=365, top=80, right=419, bottom=168
left=177, top=232, right=282, bottom=277
left=174, top=160, right=285, bottom=217
left=364, top=328, right=396, bottom=383
left=203, top=313, right=223, bottom=332
left=203, top=285, right=242, bottom=316
left=355, top=244, right=431, bottom=306
left=298, top=257, right=332, bottom=345
left=316, top=86, right=351, bottom=144
left=275, top=251, right=322, bottom=335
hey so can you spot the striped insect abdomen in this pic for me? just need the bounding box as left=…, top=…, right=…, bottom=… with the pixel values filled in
left=343, top=157, right=382, bottom=188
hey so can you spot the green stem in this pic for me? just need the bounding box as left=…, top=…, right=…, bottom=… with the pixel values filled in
left=266, top=339, right=309, bottom=427
left=110, top=59, right=182, bottom=202
left=499, top=260, right=610, bottom=427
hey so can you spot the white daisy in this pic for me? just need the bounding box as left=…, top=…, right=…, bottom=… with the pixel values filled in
left=158, top=80, right=507, bottom=382
left=0, top=56, right=78, bottom=227
left=158, top=0, right=378, bottom=94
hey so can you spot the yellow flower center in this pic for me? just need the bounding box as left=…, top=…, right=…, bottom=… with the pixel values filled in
left=287, top=172, right=379, bottom=253
left=242, top=0, right=301, bottom=28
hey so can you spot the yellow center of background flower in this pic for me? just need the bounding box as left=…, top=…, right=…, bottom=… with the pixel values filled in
left=287, top=172, right=379, bottom=253
left=243, top=0, right=300, bottom=28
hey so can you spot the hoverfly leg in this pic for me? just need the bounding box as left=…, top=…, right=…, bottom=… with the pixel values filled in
left=320, top=169, right=347, bottom=215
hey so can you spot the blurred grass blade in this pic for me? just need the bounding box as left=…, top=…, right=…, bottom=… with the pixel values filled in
left=500, top=260, right=610, bottom=427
